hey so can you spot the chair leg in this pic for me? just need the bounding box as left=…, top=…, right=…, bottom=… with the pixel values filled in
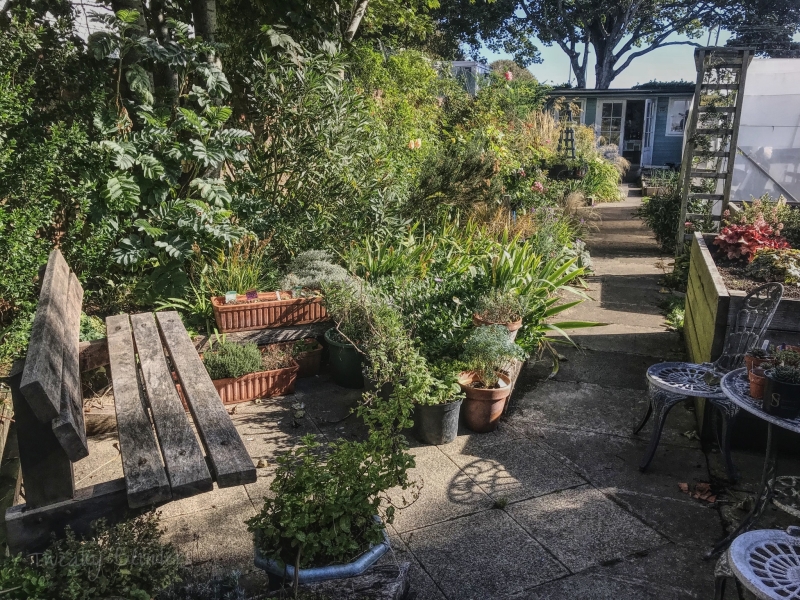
left=632, top=396, right=653, bottom=435
left=711, top=398, right=741, bottom=483
left=639, top=387, right=685, bottom=473
left=713, top=575, right=726, bottom=600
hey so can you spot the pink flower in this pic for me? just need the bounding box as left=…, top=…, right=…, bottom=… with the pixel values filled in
left=532, top=181, right=544, bottom=192
left=685, top=221, right=694, bottom=229
left=504, top=71, right=513, bottom=81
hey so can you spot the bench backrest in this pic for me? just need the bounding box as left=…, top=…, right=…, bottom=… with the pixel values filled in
left=19, top=249, right=88, bottom=461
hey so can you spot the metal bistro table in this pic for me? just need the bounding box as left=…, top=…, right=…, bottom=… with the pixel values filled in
left=710, top=368, right=800, bottom=557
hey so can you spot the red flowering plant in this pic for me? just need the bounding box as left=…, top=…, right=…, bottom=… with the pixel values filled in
left=714, top=217, right=790, bottom=261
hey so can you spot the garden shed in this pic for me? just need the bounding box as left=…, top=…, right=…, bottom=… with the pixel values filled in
left=550, top=84, right=695, bottom=174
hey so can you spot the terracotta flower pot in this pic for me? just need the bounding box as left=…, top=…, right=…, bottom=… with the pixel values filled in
left=472, top=314, right=523, bottom=341
left=745, top=354, right=772, bottom=375
left=212, top=360, right=299, bottom=405
left=293, top=338, right=323, bottom=378
left=749, top=367, right=766, bottom=400
left=458, top=371, right=511, bottom=433
left=212, top=291, right=328, bottom=333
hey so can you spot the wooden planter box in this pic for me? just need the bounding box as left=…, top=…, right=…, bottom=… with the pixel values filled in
left=211, top=361, right=299, bottom=405
left=685, top=232, right=800, bottom=446
left=212, top=292, right=328, bottom=333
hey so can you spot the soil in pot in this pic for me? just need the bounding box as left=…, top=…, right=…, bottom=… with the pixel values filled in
left=413, top=400, right=462, bottom=445
left=325, top=328, right=364, bottom=389
left=763, top=373, right=800, bottom=418
left=458, top=372, right=511, bottom=433
left=472, top=314, right=523, bottom=341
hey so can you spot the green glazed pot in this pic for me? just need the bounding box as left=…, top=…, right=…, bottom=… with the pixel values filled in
left=324, top=328, right=364, bottom=389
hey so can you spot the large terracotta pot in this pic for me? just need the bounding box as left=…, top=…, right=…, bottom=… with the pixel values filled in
left=212, top=291, right=328, bottom=332
left=472, top=314, right=523, bottom=341
left=458, top=372, right=511, bottom=433
left=749, top=367, right=766, bottom=400
left=212, top=361, right=299, bottom=404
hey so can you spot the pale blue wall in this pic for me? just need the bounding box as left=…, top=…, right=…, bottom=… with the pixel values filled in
left=651, top=96, right=685, bottom=167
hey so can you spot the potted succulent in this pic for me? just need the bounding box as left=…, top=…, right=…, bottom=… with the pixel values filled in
left=204, top=341, right=298, bottom=404
left=763, top=365, right=800, bottom=418
left=745, top=347, right=774, bottom=375
left=211, top=251, right=348, bottom=333
left=458, top=325, right=528, bottom=432
left=473, top=289, right=526, bottom=340
left=292, top=338, right=323, bottom=378
left=413, top=364, right=464, bottom=445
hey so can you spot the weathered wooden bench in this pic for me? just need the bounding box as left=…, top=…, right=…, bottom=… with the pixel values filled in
left=4, top=250, right=256, bottom=554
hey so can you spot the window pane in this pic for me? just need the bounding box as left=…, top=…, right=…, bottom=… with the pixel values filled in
left=602, top=103, right=613, bottom=117
left=612, top=103, right=623, bottom=117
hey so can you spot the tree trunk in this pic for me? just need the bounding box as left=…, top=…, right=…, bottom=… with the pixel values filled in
left=148, top=0, right=180, bottom=105
left=191, top=0, right=220, bottom=66
left=344, top=0, right=369, bottom=42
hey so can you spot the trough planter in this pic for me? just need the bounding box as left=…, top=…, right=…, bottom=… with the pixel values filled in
left=458, top=372, right=511, bottom=433
left=472, top=314, right=523, bottom=341
left=293, top=338, right=323, bottom=378
left=211, top=361, right=299, bottom=405
left=413, top=400, right=462, bottom=445
left=685, top=232, right=800, bottom=449
left=254, top=520, right=390, bottom=585
left=212, top=291, right=328, bottom=333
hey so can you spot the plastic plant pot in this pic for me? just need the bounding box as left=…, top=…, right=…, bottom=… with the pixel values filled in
left=413, top=399, right=463, bottom=445
left=324, top=328, right=364, bottom=389
left=763, top=370, right=800, bottom=418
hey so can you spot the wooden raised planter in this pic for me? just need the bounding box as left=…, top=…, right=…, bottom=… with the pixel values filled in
left=212, top=361, right=299, bottom=405
left=212, top=292, right=328, bottom=333
left=685, top=232, right=800, bottom=446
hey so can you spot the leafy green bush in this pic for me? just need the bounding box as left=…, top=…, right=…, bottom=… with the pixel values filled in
left=475, top=289, right=527, bottom=323
left=462, top=325, right=528, bottom=387
left=0, top=514, right=181, bottom=600
left=196, top=238, right=279, bottom=295
left=746, top=249, right=800, bottom=284
left=79, top=314, right=107, bottom=342
left=636, top=183, right=682, bottom=253
left=282, top=250, right=351, bottom=291
left=203, top=341, right=263, bottom=379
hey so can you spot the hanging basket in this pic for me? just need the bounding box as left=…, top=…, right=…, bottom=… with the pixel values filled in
left=211, top=291, right=328, bottom=332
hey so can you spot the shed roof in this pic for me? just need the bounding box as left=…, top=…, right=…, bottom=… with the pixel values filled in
left=548, top=85, right=694, bottom=98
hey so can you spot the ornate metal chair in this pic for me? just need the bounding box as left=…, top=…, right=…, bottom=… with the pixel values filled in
left=633, top=282, right=783, bottom=481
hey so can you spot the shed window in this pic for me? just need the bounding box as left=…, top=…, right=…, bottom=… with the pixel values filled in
left=599, top=101, right=624, bottom=147
left=666, top=98, right=690, bottom=136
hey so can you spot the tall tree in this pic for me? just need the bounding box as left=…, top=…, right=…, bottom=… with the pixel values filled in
left=435, top=0, right=721, bottom=89
left=725, top=0, right=800, bottom=58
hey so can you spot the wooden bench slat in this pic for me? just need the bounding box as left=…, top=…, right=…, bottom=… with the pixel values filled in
left=156, top=311, right=256, bottom=487
left=106, top=315, right=171, bottom=508
left=52, top=273, right=89, bottom=461
left=129, top=312, right=212, bottom=497
left=20, top=250, right=71, bottom=422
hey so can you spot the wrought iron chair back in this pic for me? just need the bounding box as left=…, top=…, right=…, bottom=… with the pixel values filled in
left=712, top=282, right=784, bottom=374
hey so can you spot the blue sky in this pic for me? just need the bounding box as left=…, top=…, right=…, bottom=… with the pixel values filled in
left=482, top=30, right=732, bottom=88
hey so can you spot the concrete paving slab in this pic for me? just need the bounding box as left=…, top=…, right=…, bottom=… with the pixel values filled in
left=160, top=484, right=257, bottom=570
left=385, top=446, right=493, bottom=534
left=230, top=398, right=323, bottom=459
left=508, top=544, right=714, bottom=599
left=547, top=347, right=655, bottom=390
left=506, top=486, right=666, bottom=572
left=610, top=488, right=722, bottom=548
left=402, top=509, right=568, bottom=600
left=509, top=380, right=700, bottom=448
left=380, top=533, right=446, bottom=600
left=567, top=325, right=683, bottom=359
left=529, top=428, right=708, bottom=503
left=441, top=437, right=584, bottom=502
left=561, top=301, right=667, bottom=329
left=74, top=432, right=123, bottom=487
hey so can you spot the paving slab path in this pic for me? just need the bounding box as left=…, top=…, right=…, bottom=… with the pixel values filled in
left=66, top=187, right=798, bottom=598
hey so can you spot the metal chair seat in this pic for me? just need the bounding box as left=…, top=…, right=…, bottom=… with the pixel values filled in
left=646, top=362, right=727, bottom=399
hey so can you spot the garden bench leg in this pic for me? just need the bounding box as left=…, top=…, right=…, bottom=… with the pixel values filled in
left=637, top=387, right=686, bottom=472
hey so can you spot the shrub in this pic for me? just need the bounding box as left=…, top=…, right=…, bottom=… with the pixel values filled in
left=770, top=365, right=800, bottom=384
left=746, top=249, right=800, bottom=284
left=714, top=219, right=790, bottom=261
left=203, top=341, right=263, bottom=379
left=196, top=238, right=279, bottom=295
left=0, top=514, right=181, bottom=600
left=281, top=250, right=351, bottom=291
left=475, top=289, right=527, bottom=323
left=461, top=325, right=528, bottom=387
left=79, top=314, right=106, bottom=342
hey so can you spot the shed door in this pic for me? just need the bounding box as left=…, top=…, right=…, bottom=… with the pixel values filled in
left=641, top=99, right=656, bottom=167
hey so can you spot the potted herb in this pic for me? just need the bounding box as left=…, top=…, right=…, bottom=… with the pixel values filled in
left=292, top=338, right=323, bottom=378
left=458, top=325, right=528, bottom=432
left=211, top=250, right=348, bottom=333
left=763, top=365, right=800, bottom=418
left=473, top=289, right=526, bottom=340
left=322, top=280, right=374, bottom=389
left=413, top=364, right=464, bottom=445
left=204, top=341, right=298, bottom=404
